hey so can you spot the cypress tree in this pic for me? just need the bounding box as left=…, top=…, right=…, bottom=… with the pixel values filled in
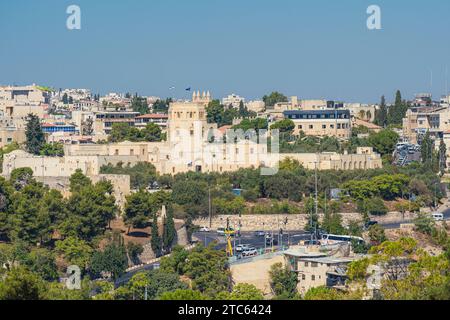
left=25, top=113, right=45, bottom=155
left=151, top=214, right=162, bottom=258
left=421, top=131, right=434, bottom=165
left=439, top=139, right=447, bottom=176
left=162, top=209, right=177, bottom=253
left=375, top=95, right=388, bottom=127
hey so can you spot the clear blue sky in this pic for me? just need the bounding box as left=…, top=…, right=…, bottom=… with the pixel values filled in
left=1, top=0, right=449, bottom=103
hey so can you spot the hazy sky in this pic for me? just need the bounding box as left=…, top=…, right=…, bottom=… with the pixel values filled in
left=1, top=0, right=450, bottom=103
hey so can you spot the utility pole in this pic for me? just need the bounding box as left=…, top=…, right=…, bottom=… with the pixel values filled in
left=208, top=188, right=212, bottom=228
left=312, top=160, right=319, bottom=242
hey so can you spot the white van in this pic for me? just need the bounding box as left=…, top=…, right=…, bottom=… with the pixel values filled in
left=431, top=212, right=444, bottom=222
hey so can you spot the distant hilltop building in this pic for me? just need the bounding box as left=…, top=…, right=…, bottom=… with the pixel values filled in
left=192, top=90, right=211, bottom=106
left=247, top=100, right=265, bottom=113
left=59, top=88, right=91, bottom=102
left=222, top=94, right=245, bottom=109
left=0, top=84, right=50, bottom=148
left=413, top=93, right=433, bottom=107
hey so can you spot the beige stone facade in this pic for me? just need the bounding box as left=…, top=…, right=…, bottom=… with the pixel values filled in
left=402, top=107, right=450, bottom=144
left=279, top=147, right=382, bottom=171
left=1, top=101, right=382, bottom=184
left=284, top=247, right=356, bottom=294
left=284, top=109, right=352, bottom=139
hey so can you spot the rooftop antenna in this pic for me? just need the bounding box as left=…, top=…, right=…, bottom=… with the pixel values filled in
left=446, top=65, right=448, bottom=96
left=430, top=69, right=433, bottom=94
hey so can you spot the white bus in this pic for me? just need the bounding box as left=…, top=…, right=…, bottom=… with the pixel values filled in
left=321, top=234, right=365, bottom=246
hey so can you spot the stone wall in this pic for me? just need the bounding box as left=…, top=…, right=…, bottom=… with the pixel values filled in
left=192, top=212, right=419, bottom=232
left=193, top=213, right=361, bottom=232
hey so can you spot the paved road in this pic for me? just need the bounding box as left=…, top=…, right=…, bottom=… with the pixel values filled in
left=117, top=210, right=450, bottom=286
left=193, top=230, right=314, bottom=251
left=193, top=210, right=450, bottom=250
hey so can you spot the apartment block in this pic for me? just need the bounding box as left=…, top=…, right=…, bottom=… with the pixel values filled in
left=283, top=109, right=352, bottom=139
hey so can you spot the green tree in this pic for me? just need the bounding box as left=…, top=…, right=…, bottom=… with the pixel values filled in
left=8, top=182, right=49, bottom=244
left=414, top=213, right=435, bottom=236
left=10, top=167, right=34, bottom=191
left=61, top=180, right=117, bottom=241
left=123, top=190, right=153, bottom=232
left=439, top=139, right=447, bottom=176
left=127, top=242, right=144, bottom=266
left=69, top=169, right=92, bottom=193
left=270, top=119, right=295, bottom=134
left=262, top=92, right=288, bottom=108
left=55, top=236, right=93, bottom=269
left=141, top=123, right=162, bottom=142
left=421, top=131, right=434, bottom=165
left=40, top=143, right=64, bottom=157
left=90, top=242, right=128, bottom=280
left=100, top=162, right=157, bottom=190
left=358, top=197, right=388, bottom=216
left=131, top=95, right=149, bottom=114
left=304, top=196, right=319, bottom=232
left=182, top=245, right=230, bottom=297
left=228, top=283, right=264, bottom=300
left=0, top=177, right=14, bottom=239
left=142, top=269, right=189, bottom=300
left=0, top=267, right=47, bottom=300
left=368, top=224, right=387, bottom=245
left=25, top=114, right=45, bottom=155
left=269, top=262, right=298, bottom=299
left=375, top=95, right=388, bottom=127
left=387, top=90, right=409, bottom=126
left=152, top=98, right=172, bottom=114
left=367, top=129, right=399, bottom=156
left=151, top=214, right=162, bottom=258
left=321, top=212, right=345, bottom=235
left=62, top=93, right=69, bottom=104
left=159, top=245, right=189, bottom=275
left=162, top=209, right=177, bottom=253
left=158, top=289, right=207, bottom=300
left=22, top=248, right=58, bottom=281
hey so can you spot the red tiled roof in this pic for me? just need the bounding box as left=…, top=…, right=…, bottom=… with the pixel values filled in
left=218, top=125, right=232, bottom=134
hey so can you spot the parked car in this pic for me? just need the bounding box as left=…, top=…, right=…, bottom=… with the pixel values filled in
left=432, top=212, right=444, bottom=222
left=254, top=231, right=265, bottom=237
left=235, top=244, right=251, bottom=253
left=199, top=226, right=210, bottom=232
left=242, top=247, right=258, bottom=257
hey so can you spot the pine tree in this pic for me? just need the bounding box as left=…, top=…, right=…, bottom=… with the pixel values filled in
left=151, top=214, right=162, bottom=258
left=25, top=114, right=45, bottom=155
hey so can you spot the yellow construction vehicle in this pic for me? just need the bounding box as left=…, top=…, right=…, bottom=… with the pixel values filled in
left=225, top=218, right=235, bottom=257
